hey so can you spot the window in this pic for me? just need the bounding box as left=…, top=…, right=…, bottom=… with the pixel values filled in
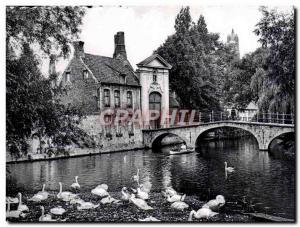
left=65, top=72, right=71, bottom=83
left=97, top=88, right=101, bottom=110
left=153, top=70, right=157, bottom=82
left=127, top=91, right=133, bottom=108
left=83, top=70, right=88, bottom=79
left=114, top=90, right=120, bottom=108
left=104, top=89, right=110, bottom=107
left=120, top=74, right=126, bottom=84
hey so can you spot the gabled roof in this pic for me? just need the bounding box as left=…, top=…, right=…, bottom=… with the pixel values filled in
left=83, top=54, right=139, bottom=86
left=137, top=54, right=172, bottom=69
left=246, top=101, right=258, bottom=110
left=61, top=53, right=140, bottom=86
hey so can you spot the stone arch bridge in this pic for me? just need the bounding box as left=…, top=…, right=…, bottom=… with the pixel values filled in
left=142, top=121, right=294, bottom=151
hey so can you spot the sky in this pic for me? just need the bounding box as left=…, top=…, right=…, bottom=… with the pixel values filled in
left=47, top=5, right=293, bottom=74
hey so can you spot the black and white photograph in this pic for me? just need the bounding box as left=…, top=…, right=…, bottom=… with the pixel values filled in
left=5, top=3, right=295, bottom=223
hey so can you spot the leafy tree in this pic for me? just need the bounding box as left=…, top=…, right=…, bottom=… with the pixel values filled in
left=156, top=7, right=221, bottom=111
left=253, top=7, right=295, bottom=113
left=6, top=6, right=86, bottom=157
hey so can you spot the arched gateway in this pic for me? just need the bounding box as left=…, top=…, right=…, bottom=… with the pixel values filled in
left=142, top=121, right=294, bottom=151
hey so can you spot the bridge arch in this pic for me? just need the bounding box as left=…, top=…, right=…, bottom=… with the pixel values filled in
left=266, top=131, right=295, bottom=151
left=194, top=125, right=260, bottom=148
left=151, top=132, right=186, bottom=149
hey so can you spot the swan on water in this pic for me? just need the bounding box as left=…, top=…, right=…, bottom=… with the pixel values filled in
left=121, top=187, right=131, bottom=201
left=225, top=162, right=235, bottom=172
left=6, top=200, right=22, bottom=218
left=165, top=187, right=177, bottom=197
left=188, top=207, right=218, bottom=221
left=50, top=206, right=66, bottom=215
left=71, top=176, right=80, bottom=190
left=129, top=194, right=153, bottom=210
left=202, top=195, right=225, bottom=211
left=29, top=184, right=48, bottom=202
left=17, top=193, right=29, bottom=212
left=39, top=206, right=56, bottom=221
left=170, top=201, right=189, bottom=210
left=133, top=169, right=140, bottom=185
left=167, top=194, right=186, bottom=203
left=57, top=182, right=77, bottom=202
left=139, top=216, right=160, bottom=222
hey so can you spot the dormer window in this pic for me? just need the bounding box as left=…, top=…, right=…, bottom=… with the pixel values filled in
left=65, top=71, right=71, bottom=83
left=153, top=70, right=157, bottom=82
left=120, top=74, right=126, bottom=84
left=83, top=70, right=88, bottom=79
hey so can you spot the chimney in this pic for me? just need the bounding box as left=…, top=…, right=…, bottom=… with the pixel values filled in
left=113, top=32, right=127, bottom=59
left=49, top=54, right=56, bottom=75
left=73, top=41, right=85, bottom=58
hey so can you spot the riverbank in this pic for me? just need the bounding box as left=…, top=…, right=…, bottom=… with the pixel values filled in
left=6, top=144, right=146, bottom=164
left=7, top=191, right=257, bottom=223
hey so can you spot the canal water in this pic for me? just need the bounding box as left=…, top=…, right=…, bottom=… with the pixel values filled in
left=7, top=137, right=295, bottom=219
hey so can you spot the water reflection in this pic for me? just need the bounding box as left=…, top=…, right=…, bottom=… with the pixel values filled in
left=7, top=137, right=295, bottom=219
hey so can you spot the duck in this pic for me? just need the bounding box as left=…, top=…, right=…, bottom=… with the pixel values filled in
left=57, top=182, right=77, bottom=202
left=121, top=187, right=131, bottom=201
left=77, top=201, right=99, bottom=210
left=167, top=194, right=186, bottom=203
left=139, top=216, right=160, bottom=222
left=225, top=162, right=235, bottom=172
left=71, top=176, right=80, bottom=190
left=50, top=206, right=66, bottom=215
left=17, top=193, right=29, bottom=212
left=100, top=195, right=120, bottom=205
left=137, top=187, right=149, bottom=200
left=91, top=186, right=109, bottom=197
left=6, top=200, right=21, bottom=218
left=39, top=206, right=56, bottom=221
left=188, top=207, right=218, bottom=221
left=29, top=184, right=48, bottom=202
left=6, top=196, right=19, bottom=204
left=129, top=194, right=153, bottom=210
left=170, top=201, right=189, bottom=210
left=202, top=195, right=225, bottom=211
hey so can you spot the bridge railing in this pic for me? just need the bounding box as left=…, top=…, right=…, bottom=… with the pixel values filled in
left=198, top=111, right=294, bottom=125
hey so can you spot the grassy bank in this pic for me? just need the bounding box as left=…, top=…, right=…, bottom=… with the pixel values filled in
left=7, top=191, right=255, bottom=223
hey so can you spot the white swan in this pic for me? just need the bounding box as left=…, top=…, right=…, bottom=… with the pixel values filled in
left=133, top=169, right=140, bottom=185
left=70, top=198, right=85, bottom=205
left=57, top=182, right=77, bottom=202
left=17, top=193, right=29, bottom=212
left=6, top=200, right=21, bottom=218
left=170, top=201, right=189, bottom=210
left=188, top=207, right=218, bottom=221
left=100, top=195, right=120, bottom=204
left=165, top=187, right=177, bottom=197
left=29, top=184, right=48, bottom=202
left=77, top=201, right=99, bottom=210
left=6, top=196, right=19, bottom=204
left=137, top=187, right=149, bottom=200
left=50, top=206, right=66, bottom=215
left=225, top=162, right=235, bottom=172
left=39, top=206, right=56, bottom=221
left=96, top=184, right=108, bottom=191
left=71, top=176, right=80, bottom=190
left=167, top=194, right=186, bottom=203
left=121, top=187, right=131, bottom=201
left=202, top=195, right=225, bottom=211
left=91, top=186, right=109, bottom=197
left=129, top=194, right=153, bottom=210
left=139, top=216, right=160, bottom=222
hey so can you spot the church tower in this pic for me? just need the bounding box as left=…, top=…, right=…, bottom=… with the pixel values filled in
left=227, top=29, right=240, bottom=59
